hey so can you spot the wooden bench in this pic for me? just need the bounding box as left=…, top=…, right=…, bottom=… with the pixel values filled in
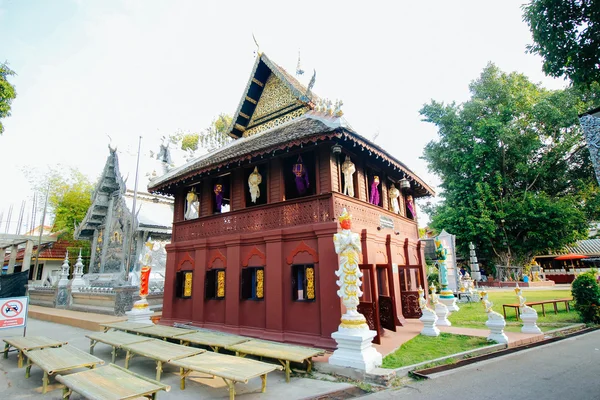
left=177, top=330, right=249, bottom=353
left=3, top=336, right=67, bottom=368
left=171, top=351, right=283, bottom=400
left=23, top=345, right=105, bottom=393
left=57, top=363, right=170, bottom=400
left=225, top=339, right=325, bottom=382
left=121, top=339, right=205, bottom=381
left=503, top=298, right=572, bottom=320
left=100, top=321, right=154, bottom=333
left=86, top=330, right=154, bottom=363
left=128, top=324, right=196, bottom=342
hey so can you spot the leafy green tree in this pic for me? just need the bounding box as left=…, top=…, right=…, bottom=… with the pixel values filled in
left=169, top=114, right=233, bottom=154
left=0, top=62, right=17, bottom=134
left=28, top=167, right=94, bottom=239
left=523, top=0, right=600, bottom=87
left=421, top=63, right=599, bottom=268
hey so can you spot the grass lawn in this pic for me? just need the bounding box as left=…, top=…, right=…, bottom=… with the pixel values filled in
left=450, top=289, right=581, bottom=332
left=381, top=333, right=490, bottom=369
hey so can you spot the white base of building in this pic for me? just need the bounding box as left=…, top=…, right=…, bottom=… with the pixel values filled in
left=520, top=312, right=542, bottom=334
left=439, top=293, right=459, bottom=312
left=125, top=300, right=154, bottom=324
left=419, top=311, right=440, bottom=336
left=486, top=318, right=508, bottom=344
left=329, top=329, right=383, bottom=372
left=435, top=303, right=451, bottom=326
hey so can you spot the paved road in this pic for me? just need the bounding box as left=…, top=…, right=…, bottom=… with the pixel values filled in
left=361, top=330, right=600, bottom=400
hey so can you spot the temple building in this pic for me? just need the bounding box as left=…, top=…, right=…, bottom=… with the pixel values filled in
left=148, top=52, right=435, bottom=348
left=74, top=146, right=174, bottom=285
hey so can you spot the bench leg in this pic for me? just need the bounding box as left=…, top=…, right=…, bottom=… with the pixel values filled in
left=261, top=374, right=267, bottom=393
left=180, top=368, right=193, bottom=390
left=156, top=360, right=163, bottom=381
left=3, top=343, right=9, bottom=359
left=222, top=378, right=235, bottom=400
left=566, top=301, right=570, bottom=312
left=541, top=304, right=546, bottom=317
left=17, top=350, right=24, bottom=368
left=125, top=351, right=132, bottom=369
left=111, top=347, right=117, bottom=363
left=503, top=306, right=507, bottom=320
left=307, top=359, right=313, bottom=373
left=553, top=302, right=558, bottom=314
left=42, top=371, right=49, bottom=394
left=62, top=387, right=72, bottom=399
left=279, top=360, right=291, bottom=383
left=25, top=358, right=32, bottom=378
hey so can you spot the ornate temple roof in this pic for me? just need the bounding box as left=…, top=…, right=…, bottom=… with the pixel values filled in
left=148, top=52, right=435, bottom=198
left=228, top=53, right=319, bottom=139
left=75, top=147, right=174, bottom=239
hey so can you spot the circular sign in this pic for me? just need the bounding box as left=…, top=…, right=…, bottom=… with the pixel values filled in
left=1, top=300, right=23, bottom=318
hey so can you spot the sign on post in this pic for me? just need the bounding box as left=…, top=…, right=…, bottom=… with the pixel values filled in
left=0, top=296, right=29, bottom=330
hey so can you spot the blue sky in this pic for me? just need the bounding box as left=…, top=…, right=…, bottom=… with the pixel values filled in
left=0, top=0, right=567, bottom=230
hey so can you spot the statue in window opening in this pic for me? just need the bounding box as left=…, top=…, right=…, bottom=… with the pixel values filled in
left=369, top=176, right=380, bottom=205
left=388, top=183, right=400, bottom=214
left=293, top=156, right=310, bottom=195
left=184, top=187, right=199, bottom=220
left=248, top=166, right=262, bottom=203
left=341, top=155, right=355, bottom=197
left=214, top=184, right=223, bottom=212
left=405, top=194, right=415, bottom=219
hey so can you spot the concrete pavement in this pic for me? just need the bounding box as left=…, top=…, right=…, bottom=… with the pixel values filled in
left=357, top=330, right=600, bottom=400
left=0, top=318, right=354, bottom=399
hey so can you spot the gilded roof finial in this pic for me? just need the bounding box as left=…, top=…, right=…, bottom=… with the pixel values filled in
left=252, top=33, right=262, bottom=56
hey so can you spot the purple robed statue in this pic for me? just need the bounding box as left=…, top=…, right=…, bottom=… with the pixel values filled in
left=293, top=156, right=310, bottom=195
left=214, top=184, right=223, bottom=211
left=369, top=176, right=380, bottom=205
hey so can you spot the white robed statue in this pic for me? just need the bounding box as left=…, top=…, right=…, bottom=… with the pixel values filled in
left=333, top=208, right=367, bottom=329
left=341, top=156, right=356, bottom=197
left=329, top=208, right=382, bottom=371
left=248, top=166, right=262, bottom=203
left=515, top=285, right=541, bottom=334
left=388, top=183, right=400, bottom=214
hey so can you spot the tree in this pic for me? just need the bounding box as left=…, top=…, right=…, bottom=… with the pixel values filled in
left=421, top=63, right=600, bottom=269
left=169, top=113, right=233, bottom=155
left=523, top=0, right=600, bottom=87
left=28, top=167, right=94, bottom=239
left=0, top=62, right=17, bottom=134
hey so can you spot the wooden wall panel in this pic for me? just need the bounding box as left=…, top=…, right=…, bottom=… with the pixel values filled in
left=381, top=176, right=389, bottom=211
left=231, top=169, right=244, bottom=211
left=269, top=158, right=282, bottom=202
left=318, top=147, right=332, bottom=194
left=356, top=162, right=367, bottom=202
left=201, top=180, right=211, bottom=217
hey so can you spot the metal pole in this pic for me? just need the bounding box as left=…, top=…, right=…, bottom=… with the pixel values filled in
left=33, top=184, right=50, bottom=275
left=126, top=136, right=142, bottom=280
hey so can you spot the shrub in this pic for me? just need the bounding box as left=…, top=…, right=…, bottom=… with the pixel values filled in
left=571, top=272, right=600, bottom=324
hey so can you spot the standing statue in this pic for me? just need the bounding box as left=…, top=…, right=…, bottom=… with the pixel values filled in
left=480, top=290, right=508, bottom=343
left=405, top=194, right=415, bottom=219
left=293, top=156, right=310, bottom=195
left=333, top=208, right=367, bottom=329
left=435, top=239, right=448, bottom=287
left=369, top=176, right=380, bottom=205
left=341, top=155, right=356, bottom=197
left=388, top=183, right=400, bottom=214
left=248, top=166, right=262, bottom=203
left=515, top=286, right=542, bottom=334
left=214, top=183, right=223, bottom=212
left=184, top=188, right=199, bottom=220
left=418, top=286, right=439, bottom=336
left=329, top=208, right=382, bottom=371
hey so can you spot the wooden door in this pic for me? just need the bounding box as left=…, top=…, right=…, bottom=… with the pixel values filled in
left=376, top=264, right=398, bottom=331
left=356, top=264, right=382, bottom=344
left=398, top=267, right=423, bottom=318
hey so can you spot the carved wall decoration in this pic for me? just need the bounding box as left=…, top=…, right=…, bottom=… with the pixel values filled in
left=242, top=246, right=266, bottom=267
left=286, top=241, right=319, bottom=265
left=306, top=266, right=315, bottom=300
left=208, top=250, right=227, bottom=269
left=256, top=269, right=264, bottom=299
left=244, top=107, right=308, bottom=137
left=249, top=73, right=298, bottom=126
left=177, top=252, right=195, bottom=271
left=217, top=270, right=226, bottom=298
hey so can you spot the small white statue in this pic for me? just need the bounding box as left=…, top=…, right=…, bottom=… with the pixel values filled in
left=184, top=188, right=199, bottom=220
left=515, top=286, right=541, bottom=334
left=341, top=156, right=356, bottom=197
left=418, top=286, right=439, bottom=336
left=388, top=184, right=400, bottom=214
left=430, top=284, right=451, bottom=326
left=480, top=290, right=509, bottom=343
left=248, top=166, right=262, bottom=203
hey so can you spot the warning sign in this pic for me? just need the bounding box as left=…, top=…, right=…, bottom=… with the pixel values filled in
left=0, top=296, right=28, bottom=329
